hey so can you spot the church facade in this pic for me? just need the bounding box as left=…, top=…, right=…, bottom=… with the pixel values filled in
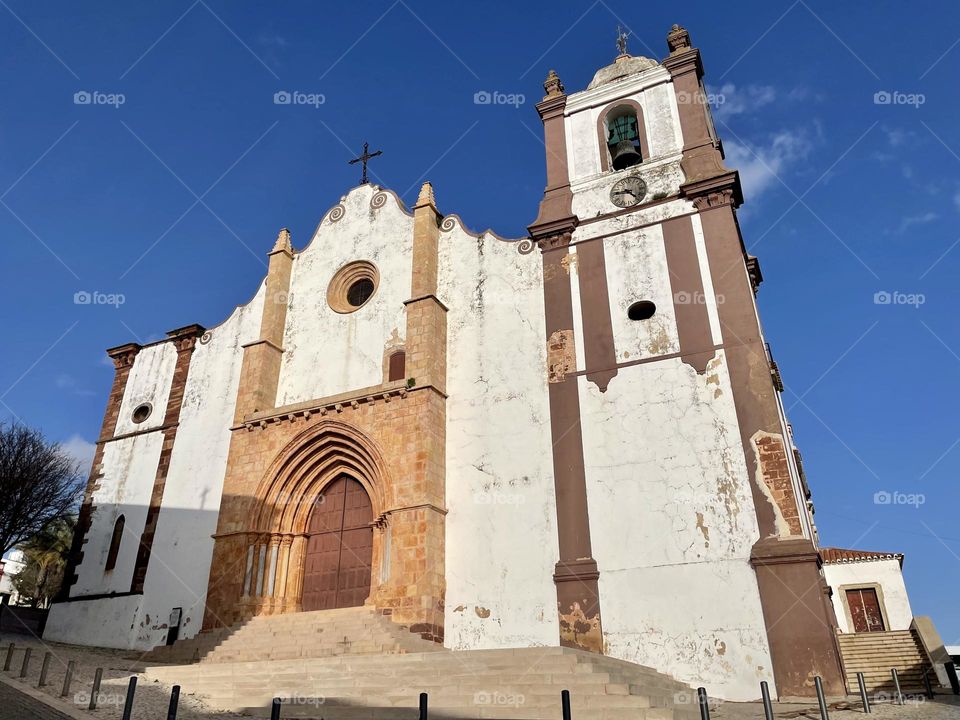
left=47, top=25, right=860, bottom=700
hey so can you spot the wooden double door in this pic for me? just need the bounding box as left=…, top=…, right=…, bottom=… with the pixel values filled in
left=846, top=587, right=885, bottom=633
left=301, top=476, right=373, bottom=611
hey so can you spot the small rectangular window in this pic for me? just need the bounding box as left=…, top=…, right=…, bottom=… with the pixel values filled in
left=388, top=351, right=406, bottom=382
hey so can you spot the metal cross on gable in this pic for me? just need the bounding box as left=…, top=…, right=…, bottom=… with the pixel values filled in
left=349, top=142, right=383, bottom=185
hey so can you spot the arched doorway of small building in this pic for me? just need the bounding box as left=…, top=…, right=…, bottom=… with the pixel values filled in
left=301, top=475, right=373, bottom=611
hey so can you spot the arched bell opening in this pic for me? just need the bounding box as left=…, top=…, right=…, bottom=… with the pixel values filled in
left=597, top=100, right=650, bottom=173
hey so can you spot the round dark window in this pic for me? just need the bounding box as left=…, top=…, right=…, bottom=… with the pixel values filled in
left=132, top=403, right=152, bottom=424
left=347, top=278, right=375, bottom=307
left=628, top=301, right=656, bottom=321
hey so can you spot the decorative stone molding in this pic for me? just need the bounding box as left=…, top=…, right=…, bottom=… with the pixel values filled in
left=667, top=23, right=692, bottom=54
left=543, top=69, right=564, bottom=98
left=326, top=260, right=380, bottom=314
left=241, top=384, right=411, bottom=431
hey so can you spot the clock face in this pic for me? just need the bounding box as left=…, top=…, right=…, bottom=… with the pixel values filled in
left=610, top=176, right=647, bottom=208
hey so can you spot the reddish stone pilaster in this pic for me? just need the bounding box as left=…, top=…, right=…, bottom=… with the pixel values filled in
left=529, top=70, right=603, bottom=654
left=57, top=342, right=141, bottom=601
left=130, top=323, right=204, bottom=593
left=234, top=229, right=294, bottom=425
left=687, top=175, right=845, bottom=695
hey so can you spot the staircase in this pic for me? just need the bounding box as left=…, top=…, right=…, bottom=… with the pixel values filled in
left=143, top=606, right=441, bottom=664
left=143, top=608, right=698, bottom=720
left=837, top=630, right=936, bottom=692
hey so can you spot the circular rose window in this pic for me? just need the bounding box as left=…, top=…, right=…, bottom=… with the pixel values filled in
left=327, top=261, right=379, bottom=313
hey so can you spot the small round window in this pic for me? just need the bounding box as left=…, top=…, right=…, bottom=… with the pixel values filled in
left=347, top=278, right=375, bottom=307
left=327, top=261, right=379, bottom=314
left=132, top=403, right=152, bottom=424
left=628, top=301, right=656, bottom=321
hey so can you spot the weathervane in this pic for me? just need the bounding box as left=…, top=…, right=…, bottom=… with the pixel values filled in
left=349, top=142, right=382, bottom=185
left=616, top=25, right=629, bottom=56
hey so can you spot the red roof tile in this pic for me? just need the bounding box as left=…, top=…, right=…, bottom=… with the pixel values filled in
left=820, top=547, right=903, bottom=566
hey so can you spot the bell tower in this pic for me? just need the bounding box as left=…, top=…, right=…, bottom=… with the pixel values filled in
left=529, top=25, right=846, bottom=698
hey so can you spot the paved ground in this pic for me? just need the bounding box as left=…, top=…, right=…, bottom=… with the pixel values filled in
left=0, top=681, right=73, bottom=720
left=0, top=632, right=957, bottom=720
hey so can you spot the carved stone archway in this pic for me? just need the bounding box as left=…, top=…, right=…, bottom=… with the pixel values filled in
left=235, top=420, right=389, bottom=617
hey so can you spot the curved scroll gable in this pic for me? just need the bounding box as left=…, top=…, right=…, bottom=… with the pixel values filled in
left=439, top=213, right=527, bottom=248
left=252, top=420, right=389, bottom=534
left=297, top=184, right=415, bottom=260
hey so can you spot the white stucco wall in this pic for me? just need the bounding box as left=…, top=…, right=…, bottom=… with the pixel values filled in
left=823, top=559, right=914, bottom=633
left=276, top=185, right=413, bottom=405
left=114, top=342, right=177, bottom=436
left=134, top=284, right=265, bottom=649
left=438, top=219, right=559, bottom=649
left=47, top=285, right=265, bottom=650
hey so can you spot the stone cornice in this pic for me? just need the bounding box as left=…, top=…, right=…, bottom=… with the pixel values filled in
left=681, top=170, right=743, bottom=210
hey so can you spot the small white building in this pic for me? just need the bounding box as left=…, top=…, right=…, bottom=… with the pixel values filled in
left=821, top=548, right=912, bottom=634
left=0, top=550, right=26, bottom=605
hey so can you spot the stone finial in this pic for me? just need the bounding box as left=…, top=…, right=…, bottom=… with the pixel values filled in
left=667, top=23, right=691, bottom=53
left=543, top=69, right=564, bottom=99
left=415, top=181, right=437, bottom=210
left=272, top=227, right=292, bottom=254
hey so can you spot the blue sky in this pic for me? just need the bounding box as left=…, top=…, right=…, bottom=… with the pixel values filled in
left=1, top=2, right=958, bottom=641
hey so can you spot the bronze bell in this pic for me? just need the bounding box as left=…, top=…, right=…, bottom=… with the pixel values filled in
left=611, top=140, right=642, bottom=170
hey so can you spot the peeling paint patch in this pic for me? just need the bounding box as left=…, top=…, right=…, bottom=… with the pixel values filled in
left=474, top=606, right=491, bottom=619
left=547, top=330, right=576, bottom=383
left=558, top=601, right=602, bottom=652
left=453, top=605, right=466, bottom=613
left=715, top=639, right=727, bottom=656
left=560, top=252, right=578, bottom=275
left=750, top=430, right=796, bottom=538
left=695, top=512, right=710, bottom=547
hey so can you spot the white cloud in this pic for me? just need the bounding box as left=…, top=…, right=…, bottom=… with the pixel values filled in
left=895, top=212, right=939, bottom=234
left=713, top=83, right=777, bottom=119
left=61, top=435, right=95, bottom=475
left=724, top=129, right=814, bottom=200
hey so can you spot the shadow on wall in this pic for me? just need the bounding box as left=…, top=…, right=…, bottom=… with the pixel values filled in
left=47, top=483, right=392, bottom=660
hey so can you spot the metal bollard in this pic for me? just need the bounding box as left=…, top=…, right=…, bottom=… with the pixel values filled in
left=561, top=689, right=571, bottom=720
left=89, top=667, right=103, bottom=710
left=697, top=687, right=711, bottom=720
left=814, top=676, right=829, bottom=720
left=60, top=660, right=75, bottom=698
left=760, top=680, right=774, bottom=720
left=19, top=647, right=31, bottom=678
left=121, top=676, right=137, bottom=720
left=270, top=697, right=281, bottom=720
left=38, top=651, right=51, bottom=687
left=3, top=643, right=13, bottom=671
left=923, top=670, right=934, bottom=699
left=891, top=668, right=903, bottom=705
left=856, top=672, right=871, bottom=713
left=419, top=692, right=428, bottom=720
left=166, top=684, right=180, bottom=720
